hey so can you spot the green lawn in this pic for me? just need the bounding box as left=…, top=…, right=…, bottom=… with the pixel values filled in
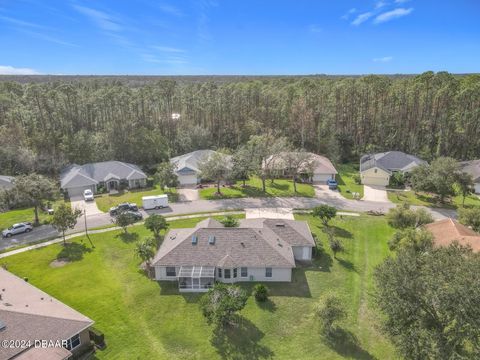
left=387, top=190, right=480, bottom=209
left=95, top=185, right=177, bottom=212
left=199, top=177, right=315, bottom=200
left=336, top=163, right=364, bottom=200
left=0, top=200, right=68, bottom=230
left=3, top=214, right=397, bottom=359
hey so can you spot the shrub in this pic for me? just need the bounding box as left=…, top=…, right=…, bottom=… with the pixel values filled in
left=352, top=173, right=361, bottom=184
left=253, top=284, right=269, bottom=302
left=220, top=215, right=239, bottom=228
left=315, top=294, right=346, bottom=337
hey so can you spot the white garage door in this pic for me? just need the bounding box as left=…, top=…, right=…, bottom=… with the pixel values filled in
left=178, top=174, right=198, bottom=186
left=475, top=183, right=480, bottom=194
left=67, top=185, right=94, bottom=199
left=362, top=176, right=389, bottom=186
left=312, top=173, right=334, bottom=183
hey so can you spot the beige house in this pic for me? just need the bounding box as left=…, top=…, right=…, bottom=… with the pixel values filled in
left=458, top=159, right=480, bottom=194
left=360, top=151, right=427, bottom=186
left=152, top=218, right=316, bottom=292
left=0, top=268, right=94, bottom=360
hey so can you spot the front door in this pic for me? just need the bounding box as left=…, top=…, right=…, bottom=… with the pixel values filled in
left=108, top=180, right=118, bottom=190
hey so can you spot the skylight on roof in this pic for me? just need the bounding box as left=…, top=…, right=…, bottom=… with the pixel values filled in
left=208, top=235, right=215, bottom=245
left=192, top=235, right=198, bottom=245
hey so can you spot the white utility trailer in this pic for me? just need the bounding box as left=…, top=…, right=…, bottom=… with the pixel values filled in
left=142, top=194, right=169, bottom=210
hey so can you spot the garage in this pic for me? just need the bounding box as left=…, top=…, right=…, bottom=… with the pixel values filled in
left=475, top=183, right=480, bottom=194
left=66, top=185, right=96, bottom=199
left=177, top=174, right=198, bottom=186
left=360, top=167, right=391, bottom=186
left=312, top=173, right=335, bottom=183
left=292, top=246, right=312, bottom=261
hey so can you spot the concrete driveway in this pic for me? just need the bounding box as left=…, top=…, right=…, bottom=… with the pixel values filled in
left=177, top=188, right=199, bottom=202
left=245, top=208, right=294, bottom=219
left=70, top=196, right=103, bottom=215
left=314, top=185, right=344, bottom=200
left=362, top=185, right=390, bottom=202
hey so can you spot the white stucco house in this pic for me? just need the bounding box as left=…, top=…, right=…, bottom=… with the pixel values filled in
left=152, top=217, right=316, bottom=292
left=264, top=152, right=337, bottom=183
left=360, top=151, right=427, bottom=186
left=60, top=161, right=147, bottom=198
left=170, top=150, right=232, bottom=186
left=459, top=159, right=480, bottom=194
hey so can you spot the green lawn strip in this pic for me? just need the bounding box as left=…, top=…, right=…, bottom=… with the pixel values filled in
left=199, top=176, right=315, bottom=200
left=95, top=186, right=177, bottom=212
left=4, top=214, right=395, bottom=359
left=336, top=163, right=364, bottom=200
left=387, top=190, right=480, bottom=209
left=0, top=200, right=69, bottom=230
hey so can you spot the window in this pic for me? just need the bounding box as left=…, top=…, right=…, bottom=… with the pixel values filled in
left=374, top=169, right=378, bottom=173
left=166, top=267, right=176, bottom=276
left=233, top=268, right=237, bottom=278
left=65, top=334, right=81, bottom=350
left=218, top=268, right=222, bottom=278
left=265, top=267, right=272, bottom=278
left=241, top=267, right=248, bottom=277
left=224, top=269, right=231, bottom=279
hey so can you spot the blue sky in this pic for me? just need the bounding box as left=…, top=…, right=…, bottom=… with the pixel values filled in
left=0, top=0, right=478, bottom=75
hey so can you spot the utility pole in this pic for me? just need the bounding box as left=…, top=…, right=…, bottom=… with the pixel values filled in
left=84, top=208, right=95, bottom=248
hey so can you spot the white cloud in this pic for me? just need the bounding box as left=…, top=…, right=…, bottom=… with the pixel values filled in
left=341, top=8, right=357, bottom=20
left=373, top=56, right=393, bottom=63
left=375, top=1, right=387, bottom=9
left=72, top=5, right=122, bottom=32
left=153, top=46, right=186, bottom=53
left=351, top=12, right=373, bottom=26
left=308, top=24, right=322, bottom=33
left=374, top=8, right=413, bottom=23
left=0, top=65, right=41, bottom=75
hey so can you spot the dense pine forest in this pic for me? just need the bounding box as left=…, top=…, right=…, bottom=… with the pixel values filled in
left=0, top=71, right=479, bottom=176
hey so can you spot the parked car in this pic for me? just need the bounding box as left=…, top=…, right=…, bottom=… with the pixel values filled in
left=109, top=203, right=138, bottom=216
left=327, top=179, right=338, bottom=190
left=83, top=189, right=94, bottom=201
left=2, top=222, right=33, bottom=238
left=123, top=210, right=143, bottom=221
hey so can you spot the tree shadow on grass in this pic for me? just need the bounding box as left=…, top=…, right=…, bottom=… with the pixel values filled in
left=115, top=232, right=138, bottom=243
left=56, top=243, right=92, bottom=262
left=156, top=281, right=203, bottom=303
left=329, top=226, right=353, bottom=239
left=325, top=327, right=377, bottom=360
left=211, top=317, right=274, bottom=360
left=269, top=182, right=289, bottom=191
left=336, top=258, right=357, bottom=273
left=257, top=298, right=277, bottom=312
left=312, top=242, right=333, bottom=273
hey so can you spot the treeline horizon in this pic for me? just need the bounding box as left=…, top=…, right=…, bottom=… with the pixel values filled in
left=0, top=71, right=479, bottom=176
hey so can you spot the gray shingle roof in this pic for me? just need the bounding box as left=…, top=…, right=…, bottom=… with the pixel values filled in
left=360, top=151, right=426, bottom=173
left=459, top=159, right=480, bottom=182
left=170, top=150, right=232, bottom=174
left=152, top=217, right=315, bottom=268
left=0, top=269, right=93, bottom=359
left=0, top=175, right=14, bottom=190
left=60, top=161, right=146, bottom=189
left=265, top=152, right=337, bottom=175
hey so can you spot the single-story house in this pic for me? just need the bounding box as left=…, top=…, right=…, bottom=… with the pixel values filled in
left=152, top=217, right=316, bottom=292
left=0, top=175, right=14, bottom=190
left=170, top=150, right=232, bottom=186
left=264, top=152, right=337, bottom=183
left=458, top=159, right=480, bottom=194
left=360, top=151, right=427, bottom=186
left=0, top=268, right=95, bottom=360
left=424, top=218, right=480, bottom=252
left=60, top=161, right=147, bottom=198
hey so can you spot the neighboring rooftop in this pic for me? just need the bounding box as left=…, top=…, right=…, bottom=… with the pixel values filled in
left=360, top=151, right=426, bottom=173
left=0, top=175, right=14, bottom=190
left=424, top=218, right=480, bottom=252
left=0, top=268, right=94, bottom=359
left=152, top=218, right=315, bottom=268
left=459, top=159, right=480, bottom=182
left=170, top=150, right=231, bottom=173
left=265, top=152, right=337, bottom=174
left=60, top=160, right=147, bottom=188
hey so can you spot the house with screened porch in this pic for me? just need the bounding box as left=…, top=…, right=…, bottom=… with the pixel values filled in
left=151, top=217, right=315, bottom=292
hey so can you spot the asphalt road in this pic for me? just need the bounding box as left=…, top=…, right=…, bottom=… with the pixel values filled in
left=1, top=195, right=457, bottom=251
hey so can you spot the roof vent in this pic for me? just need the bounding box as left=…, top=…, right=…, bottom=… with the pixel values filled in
left=275, top=223, right=285, bottom=227
left=191, top=235, right=198, bottom=245
left=240, top=242, right=245, bottom=247
left=208, top=235, right=216, bottom=245
left=0, top=320, right=6, bottom=331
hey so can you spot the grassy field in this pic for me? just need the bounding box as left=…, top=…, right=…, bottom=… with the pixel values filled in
left=3, top=213, right=396, bottom=359
left=199, top=177, right=315, bottom=200
left=387, top=190, right=480, bottom=209
left=0, top=200, right=68, bottom=230
left=95, top=186, right=177, bottom=212
left=336, top=163, right=364, bottom=200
